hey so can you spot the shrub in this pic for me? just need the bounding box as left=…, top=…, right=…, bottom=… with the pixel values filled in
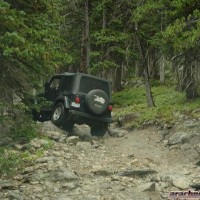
left=112, top=84, right=200, bottom=128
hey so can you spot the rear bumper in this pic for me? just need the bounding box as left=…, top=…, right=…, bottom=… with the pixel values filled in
left=68, top=110, right=112, bottom=125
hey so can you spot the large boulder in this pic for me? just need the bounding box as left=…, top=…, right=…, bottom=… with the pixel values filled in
left=168, top=131, right=192, bottom=146
left=39, top=121, right=68, bottom=141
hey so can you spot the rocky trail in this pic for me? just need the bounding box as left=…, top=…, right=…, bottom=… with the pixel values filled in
left=0, top=118, right=200, bottom=200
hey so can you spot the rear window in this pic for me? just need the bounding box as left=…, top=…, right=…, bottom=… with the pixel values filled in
left=79, top=76, right=110, bottom=96
left=61, top=76, right=73, bottom=93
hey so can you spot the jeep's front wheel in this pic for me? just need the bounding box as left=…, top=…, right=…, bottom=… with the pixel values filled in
left=51, top=103, right=74, bottom=132
left=91, top=124, right=108, bottom=137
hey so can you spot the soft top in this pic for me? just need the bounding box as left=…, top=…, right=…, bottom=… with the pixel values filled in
left=58, top=72, right=110, bottom=83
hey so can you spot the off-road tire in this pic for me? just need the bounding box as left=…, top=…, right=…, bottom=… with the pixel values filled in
left=90, top=124, right=108, bottom=137
left=85, top=89, right=109, bottom=115
left=51, top=103, right=74, bottom=132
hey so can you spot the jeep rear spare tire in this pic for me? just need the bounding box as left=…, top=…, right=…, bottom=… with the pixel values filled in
left=85, top=89, right=109, bottom=115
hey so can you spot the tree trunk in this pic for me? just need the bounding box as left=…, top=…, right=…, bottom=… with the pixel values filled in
left=85, top=0, right=90, bottom=73
left=176, top=51, right=199, bottom=99
left=183, top=55, right=199, bottom=100
left=80, top=0, right=90, bottom=73
left=113, top=66, right=123, bottom=92
left=144, top=65, right=155, bottom=107
left=102, top=6, right=106, bottom=29
left=135, top=61, right=143, bottom=77
left=136, top=32, right=155, bottom=107
left=160, top=56, right=165, bottom=84
left=147, top=50, right=157, bottom=78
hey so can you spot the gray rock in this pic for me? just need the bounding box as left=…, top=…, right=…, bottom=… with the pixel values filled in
left=194, top=144, right=200, bottom=154
left=196, top=160, right=200, bottom=166
left=56, top=195, right=74, bottom=200
left=160, top=192, right=169, bottom=199
left=22, top=166, right=34, bottom=174
left=31, top=172, right=47, bottom=181
left=31, top=138, right=49, bottom=149
left=157, top=130, right=170, bottom=143
left=137, top=182, right=155, bottom=192
left=172, top=177, right=190, bottom=189
left=42, top=169, right=78, bottom=182
left=156, top=182, right=169, bottom=191
left=168, top=132, right=191, bottom=146
left=0, top=180, right=17, bottom=190
left=183, top=119, right=198, bottom=128
left=92, top=169, right=112, bottom=176
left=190, top=183, right=200, bottom=190
left=91, top=140, right=101, bottom=149
left=66, top=136, right=80, bottom=145
left=7, top=190, right=24, bottom=200
left=108, top=128, right=128, bottom=138
left=163, top=123, right=173, bottom=130
left=32, top=169, right=78, bottom=182
left=76, top=141, right=91, bottom=150
left=40, top=121, right=68, bottom=140
left=35, top=156, right=54, bottom=163
left=160, top=175, right=173, bottom=184
left=72, top=124, right=91, bottom=137
left=150, top=176, right=160, bottom=182
left=116, top=169, right=157, bottom=177
left=44, top=131, right=65, bottom=141
left=117, top=131, right=127, bottom=138
left=41, top=121, right=67, bottom=133
left=62, top=182, right=79, bottom=190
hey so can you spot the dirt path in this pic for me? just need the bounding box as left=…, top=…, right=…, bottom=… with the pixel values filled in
left=104, top=127, right=189, bottom=171
left=64, top=126, right=199, bottom=200
left=0, top=125, right=200, bottom=200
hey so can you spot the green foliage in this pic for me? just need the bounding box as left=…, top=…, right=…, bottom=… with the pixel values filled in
left=0, top=102, right=5, bottom=123
left=0, top=104, right=39, bottom=144
left=90, top=0, right=133, bottom=75
left=113, top=87, right=146, bottom=107
left=0, top=138, right=54, bottom=175
left=93, top=29, right=129, bottom=45
left=0, top=0, right=72, bottom=103
left=0, top=147, right=23, bottom=175
left=0, top=109, right=54, bottom=176
left=112, top=83, right=200, bottom=128
left=152, top=0, right=200, bottom=53
left=91, top=60, right=119, bottom=74
left=9, top=116, right=38, bottom=142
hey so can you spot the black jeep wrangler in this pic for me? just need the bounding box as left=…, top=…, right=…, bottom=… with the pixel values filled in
left=34, top=73, right=113, bottom=136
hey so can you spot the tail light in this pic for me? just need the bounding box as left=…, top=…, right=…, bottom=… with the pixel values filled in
left=75, top=96, right=80, bottom=103
left=107, top=105, right=113, bottom=111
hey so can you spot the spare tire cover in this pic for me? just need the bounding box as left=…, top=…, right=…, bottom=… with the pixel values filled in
left=85, top=89, right=109, bottom=115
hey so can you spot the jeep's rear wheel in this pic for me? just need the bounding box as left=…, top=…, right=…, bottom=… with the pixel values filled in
left=91, top=124, right=108, bottom=137
left=51, top=103, right=74, bottom=132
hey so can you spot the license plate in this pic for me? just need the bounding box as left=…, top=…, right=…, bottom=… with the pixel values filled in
left=71, top=102, right=80, bottom=108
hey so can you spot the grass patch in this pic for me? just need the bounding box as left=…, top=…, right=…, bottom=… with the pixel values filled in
left=0, top=102, right=56, bottom=176
left=0, top=113, right=54, bottom=176
left=10, top=117, right=38, bottom=143
left=0, top=138, right=54, bottom=176
left=112, top=84, right=200, bottom=128
left=0, top=148, right=31, bottom=176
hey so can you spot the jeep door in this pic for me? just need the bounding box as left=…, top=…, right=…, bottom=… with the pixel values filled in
left=45, top=76, right=61, bottom=102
